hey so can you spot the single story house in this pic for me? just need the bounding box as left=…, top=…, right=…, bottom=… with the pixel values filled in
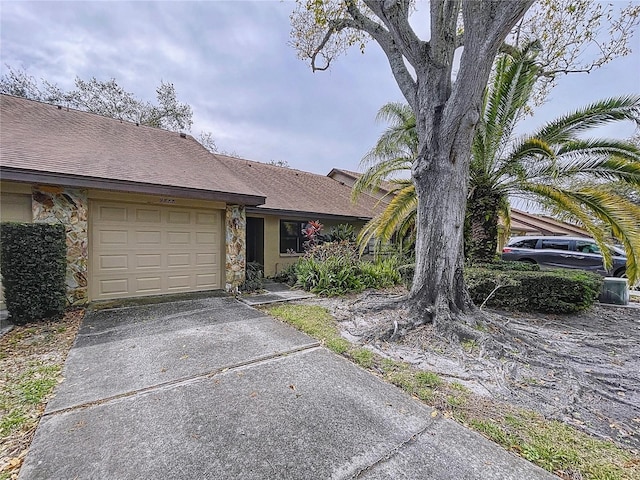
left=0, top=94, right=380, bottom=305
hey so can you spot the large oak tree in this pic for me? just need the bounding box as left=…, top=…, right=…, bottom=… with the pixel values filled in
left=292, top=0, right=534, bottom=336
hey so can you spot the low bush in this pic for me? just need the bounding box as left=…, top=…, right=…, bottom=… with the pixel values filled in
left=1, top=223, right=67, bottom=324
left=241, top=262, right=263, bottom=292
left=359, top=258, right=401, bottom=289
left=292, top=242, right=402, bottom=296
left=272, top=263, right=297, bottom=286
left=471, top=260, right=540, bottom=272
left=465, top=268, right=602, bottom=313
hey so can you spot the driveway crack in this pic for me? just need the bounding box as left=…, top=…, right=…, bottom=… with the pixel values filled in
left=44, top=342, right=320, bottom=417
left=349, top=419, right=435, bottom=479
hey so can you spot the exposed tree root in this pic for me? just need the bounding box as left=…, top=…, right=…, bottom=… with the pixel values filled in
left=306, top=289, right=640, bottom=451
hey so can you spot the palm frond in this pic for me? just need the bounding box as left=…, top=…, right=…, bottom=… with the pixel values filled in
left=531, top=96, right=640, bottom=145
left=357, top=183, right=417, bottom=254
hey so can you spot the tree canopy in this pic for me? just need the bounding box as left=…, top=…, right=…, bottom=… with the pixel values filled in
left=0, top=66, right=193, bottom=132
left=353, top=47, right=640, bottom=284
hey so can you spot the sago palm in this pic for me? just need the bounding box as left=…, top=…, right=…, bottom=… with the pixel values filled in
left=354, top=46, right=640, bottom=283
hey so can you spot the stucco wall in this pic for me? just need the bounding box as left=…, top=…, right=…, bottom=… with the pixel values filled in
left=258, top=215, right=366, bottom=277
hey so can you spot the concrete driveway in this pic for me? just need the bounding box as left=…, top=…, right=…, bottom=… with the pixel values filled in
left=20, top=297, right=556, bottom=479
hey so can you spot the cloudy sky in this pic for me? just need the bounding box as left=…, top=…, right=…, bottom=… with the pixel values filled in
left=1, top=1, right=639, bottom=176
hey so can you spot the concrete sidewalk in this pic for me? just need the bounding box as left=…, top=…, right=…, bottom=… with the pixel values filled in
left=20, top=297, right=556, bottom=479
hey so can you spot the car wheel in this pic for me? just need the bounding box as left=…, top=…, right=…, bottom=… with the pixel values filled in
left=519, top=259, right=536, bottom=264
left=614, top=268, right=626, bottom=278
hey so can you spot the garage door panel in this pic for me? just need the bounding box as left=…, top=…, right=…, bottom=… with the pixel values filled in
left=196, top=212, right=218, bottom=225
left=100, top=279, right=129, bottom=296
left=91, top=202, right=221, bottom=300
left=100, top=255, right=128, bottom=270
left=196, top=253, right=217, bottom=267
left=136, top=231, right=162, bottom=244
left=137, top=277, right=162, bottom=293
left=196, top=232, right=217, bottom=245
left=167, top=253, right=190, bottom=267
left=135, top=208, right=161, bottom=222
left=100, top=230, right=128, bottom=245
left=167, top=210, right=191, bottom=224
left=167, top=275, right=191, bottom=289
left=136, top=254, right=162, bottom=268
left=196, top=273, right=219, bottom=288
left=98, top=206, right=128, bottom=222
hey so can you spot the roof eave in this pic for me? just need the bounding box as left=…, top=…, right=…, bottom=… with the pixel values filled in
left=0, top=167, right=266, bottom=206
left=246, top=206, right=371, bottom=222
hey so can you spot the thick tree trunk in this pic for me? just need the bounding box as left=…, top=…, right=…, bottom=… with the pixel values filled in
left=465, top=186, right=503, bottom=263
left=406, top=2, right=533, bottom=337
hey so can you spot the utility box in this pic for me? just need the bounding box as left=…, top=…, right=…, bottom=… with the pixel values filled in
left=599, top=277, right=629, bottom=306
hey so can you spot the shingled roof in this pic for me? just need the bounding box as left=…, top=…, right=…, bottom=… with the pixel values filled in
left=214, top=155, right=382, bottom=220
left=0, top=94, right=265, bottom=205
left=1, top=94, right=382, bottom=220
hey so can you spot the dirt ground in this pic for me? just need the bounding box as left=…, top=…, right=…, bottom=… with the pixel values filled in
left=305, top=289, right=640, bottom=453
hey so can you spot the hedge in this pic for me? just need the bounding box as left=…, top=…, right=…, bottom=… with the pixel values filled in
left=1, top=222, right=67, bottom=324
left=465, top=267, right=603, bottom=313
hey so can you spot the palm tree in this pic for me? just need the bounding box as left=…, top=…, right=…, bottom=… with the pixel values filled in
left=352, top=102, right=416, bottom=253
left=354, top=46, right=640, bottom=282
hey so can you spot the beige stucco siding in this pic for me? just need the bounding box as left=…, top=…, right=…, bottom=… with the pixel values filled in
left=1, top=186, right=34, bottom=308
left=259, top=214, right=366, bottom=277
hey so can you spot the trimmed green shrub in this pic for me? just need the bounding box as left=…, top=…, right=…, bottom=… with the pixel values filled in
left=471, top=261, right=540, bottom=272
left=465, top=267, right=603, bottom=313
left=1, top=223, right=67, bottom=324
left=241, top=262, right=264, bottom=292
left=359, top=258, right=402, bottom=289
left=327, top=224, right=356, bottom=242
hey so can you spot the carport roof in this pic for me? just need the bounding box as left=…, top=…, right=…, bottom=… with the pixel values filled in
left=0, top=94, right=265, bottom=206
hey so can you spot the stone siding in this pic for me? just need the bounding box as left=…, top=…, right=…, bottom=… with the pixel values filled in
left=32, top=186, right=88, bottom=305
left=225, top=205, right=246, bottom=292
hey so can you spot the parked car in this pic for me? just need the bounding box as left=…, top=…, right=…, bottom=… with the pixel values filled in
left=501, top=236, right=627, bottom=277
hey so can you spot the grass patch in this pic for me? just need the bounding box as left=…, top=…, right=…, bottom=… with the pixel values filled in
left=350, top=348, right=374, bottom=369
left=264, top=302, right=640, bottom=480
left=265, top=304, right=350, bottom=354
left=18, top=364, right=61, bottom=404
left=0, top=311, right=83, bottom=477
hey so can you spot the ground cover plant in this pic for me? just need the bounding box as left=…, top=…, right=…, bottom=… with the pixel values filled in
left=287, top=240, right=402, bottom=296
left=0, top=310, right=83, bottom=479
left=264, top=301, right=640, bottom=480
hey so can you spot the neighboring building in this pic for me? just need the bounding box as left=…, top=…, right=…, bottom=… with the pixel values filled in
left=0, top=95, right=379, bottom=304
left=328, top=168, right=590, bottom=252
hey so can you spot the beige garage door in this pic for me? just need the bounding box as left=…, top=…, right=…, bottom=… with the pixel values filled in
left=91, top=201, right=222, bottom=300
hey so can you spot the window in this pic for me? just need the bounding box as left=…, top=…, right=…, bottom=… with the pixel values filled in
left=280, top=220, right=307, bottom=254
left=540, top=239, right=570, bottom=251
left=575, top=240, right=600, bottom=254
left=510, top=238, right=538, bottom=249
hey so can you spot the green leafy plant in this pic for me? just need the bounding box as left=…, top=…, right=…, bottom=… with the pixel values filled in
left=241, top=261, right=264, bottom=292
left=465, top=268, right=603, bottom=313
left=0, top=223, right=67, bottom=323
